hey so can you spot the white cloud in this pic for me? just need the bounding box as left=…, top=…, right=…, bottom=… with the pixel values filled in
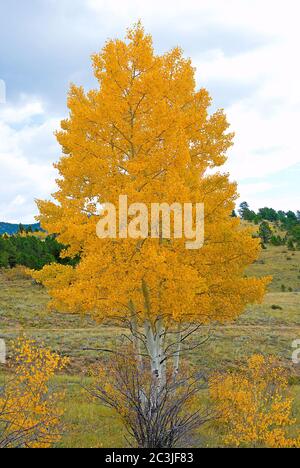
left=11, top=195, right=26, bottom=207
left=0, top=80, right=6, bottom=104
left=86, top=0, right=300, bottom=36
left=87, top=0, right=300, bottom=186
left=188, top=6, right=300, bottom=185
left=0, top=96, right=60, bottom=223
left=0, top=95, right=44, bottom=124
left=1, top=0, right=300, bottom=222
left=225, top=97, right=300, bottom=180
left=239, top=182, right=274, bottom=196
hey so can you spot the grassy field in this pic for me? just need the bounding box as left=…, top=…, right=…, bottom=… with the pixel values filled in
left=0, top=245, right=300, bottom=447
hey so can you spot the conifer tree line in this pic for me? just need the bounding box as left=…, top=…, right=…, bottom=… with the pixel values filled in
left=235, top=202, right=300, bottom=248
left=0, top=227, right=75, bottom=269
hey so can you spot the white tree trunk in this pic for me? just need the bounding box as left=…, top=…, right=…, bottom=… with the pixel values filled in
left=144, top=319, right=166, bottom=389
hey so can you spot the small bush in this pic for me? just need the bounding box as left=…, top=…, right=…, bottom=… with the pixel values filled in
left=0, top=338, right=69, bottom=448
left=210, top=355, right=300, bottom=448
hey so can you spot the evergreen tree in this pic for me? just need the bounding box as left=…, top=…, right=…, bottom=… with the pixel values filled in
left=258, top=221, right=272, bottom=244
left=238, top=202, right=256, bottom=221
left=18, top=223, right=25, bottom=234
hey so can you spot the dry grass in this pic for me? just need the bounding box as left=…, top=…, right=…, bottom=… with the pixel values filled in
left=247, top=246, right=300, bottom=292
left=0, top=244, right=300, bottom=447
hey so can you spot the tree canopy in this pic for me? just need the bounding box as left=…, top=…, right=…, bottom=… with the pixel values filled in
left=32, top=23, right=269, bottom=326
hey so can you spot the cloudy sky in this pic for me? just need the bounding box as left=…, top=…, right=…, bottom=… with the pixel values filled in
left=0, top=0, right=299, bottom=223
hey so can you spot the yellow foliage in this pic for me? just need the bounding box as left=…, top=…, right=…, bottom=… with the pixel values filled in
left=210, top=354, right=300, bottom=448
left=0, top=338, right=69, bottom=448
left=31, top=23, right=270, bottom=326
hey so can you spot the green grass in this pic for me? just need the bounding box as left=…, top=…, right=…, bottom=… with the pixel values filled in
left=55, top=376, right=126, bottom=448
left=57, top=376, right=300, bottom=448
left=0, top=244, right=300, bottom=447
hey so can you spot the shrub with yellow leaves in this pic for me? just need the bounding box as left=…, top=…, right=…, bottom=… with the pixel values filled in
left=210, top=354, right=300, bottom=448
left=0, top=338, right=69, bottom=448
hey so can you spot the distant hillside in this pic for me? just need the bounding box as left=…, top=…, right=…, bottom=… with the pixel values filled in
left=0, top=222, right=42, bottom=235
